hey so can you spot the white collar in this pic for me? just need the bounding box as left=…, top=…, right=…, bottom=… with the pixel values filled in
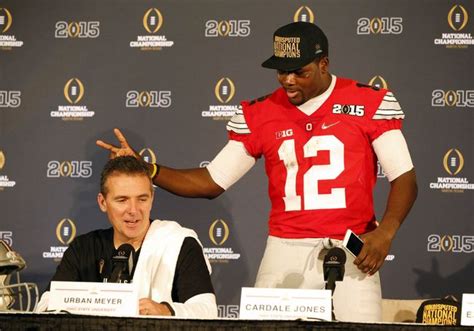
left=297, top=74, right=337, bottom=116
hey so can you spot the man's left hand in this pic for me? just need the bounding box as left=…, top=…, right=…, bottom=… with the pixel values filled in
left=354, top=227, right=393, bottom=275
left=139, top=298, right=173, bottom=316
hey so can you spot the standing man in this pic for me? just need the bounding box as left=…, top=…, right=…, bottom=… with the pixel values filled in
left=97, top=22, right=417, bottom=321
left=36, top=156, right=217, bottom=318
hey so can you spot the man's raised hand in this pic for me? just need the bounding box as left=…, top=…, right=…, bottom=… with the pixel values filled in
left=96, top=128, right=140, bottom=160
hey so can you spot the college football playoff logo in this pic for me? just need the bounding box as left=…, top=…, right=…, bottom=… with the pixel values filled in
left=447, top=5, right=468, bottom=31
left=209, top=219, right=229, bottom=246
left=0, top=151, right=5, bottom=170
left=63, top=78, right=85, bottom=104
left=139, top=148, right=157, bottom=164
left=143, top=8, right=163, bottom=34
left=214, top=78, right=235, bottom=104
left=0, top=8, right=13, bottom=33
left=56, top=218, right=77, bottom=245
left=293, top=6, right=315, bottom=23
left=368, top=75, right=388, bottom=89
left=443, top=149, right=464, bottom=176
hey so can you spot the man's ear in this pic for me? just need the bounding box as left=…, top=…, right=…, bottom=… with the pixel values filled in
left=319, top=56, right=329, bottom=74
left=97, top=193, right=107, bottom=212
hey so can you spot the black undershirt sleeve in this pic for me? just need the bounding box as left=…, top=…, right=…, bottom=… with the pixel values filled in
left=171, top=237, right=215, bottom=303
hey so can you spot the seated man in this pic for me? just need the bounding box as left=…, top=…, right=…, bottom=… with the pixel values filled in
left=36, top=156, right=217, bottom=318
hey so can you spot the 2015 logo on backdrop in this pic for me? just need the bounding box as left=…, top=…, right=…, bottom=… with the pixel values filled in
left=377, top=161, right=386, bottom=178
left=139, top=148, right=157, bottom=164
left=0, top=150, right=16, bottom=190
left=357, top=17, right=403, bottom=35
left=46, top=161, right=92, bottom=178
left=293, top=6, right=315, bottom=23
left=202, top=77, right=241, bottom=120
left=0, top=231, right=13, bottom=246
left=203, top=219, right=241, bottom=263
left=54, top=21, right=100, bottom=38
left=50, top=78, right=95, bottom=121
left=431, top=89, right=474, bottom=108
left=42, top=218, right=77, bottom=261
left=0, top=90, right=21, bottom=108
left=427, top=234, right=473, bottom=253
left=218, top=305, right=239, bottom=318
left=0, top=7, right=23, bottom=50
left=434, top=5, right=473, bottom=48
left=205, top=19, right=250, bottom=37
left=130, top=8, right=174, bottom=51
left=429, top=148, right=473, bottom=193
left=125, top=90, right=172, bottom=109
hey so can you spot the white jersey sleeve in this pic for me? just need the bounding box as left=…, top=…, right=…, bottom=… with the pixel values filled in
left=206, top=140, right=256, bottom=190
left=372, top=129, right=414, bottom=182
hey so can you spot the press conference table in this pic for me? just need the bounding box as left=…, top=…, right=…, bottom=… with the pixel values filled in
left=0, top=312, right=472, bottom=330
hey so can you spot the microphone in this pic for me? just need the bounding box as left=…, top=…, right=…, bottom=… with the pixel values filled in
left=109, top=244, right=135, bottom=283
left=323, top=247, right=346, bottom=293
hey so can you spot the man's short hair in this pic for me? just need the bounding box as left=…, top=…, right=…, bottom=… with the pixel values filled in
left=100, top=156, right=152, bottom=196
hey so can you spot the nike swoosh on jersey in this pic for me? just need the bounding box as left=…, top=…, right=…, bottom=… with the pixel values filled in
left=321, top=121, right=340, bottom=130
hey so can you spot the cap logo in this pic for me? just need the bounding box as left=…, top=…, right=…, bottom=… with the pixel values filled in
left=315, top=43, right=322, bottom=54
left=273, top=36, right=301, bottom=59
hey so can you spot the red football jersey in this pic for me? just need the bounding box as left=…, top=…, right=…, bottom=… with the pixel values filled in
left=227, top=77, right=404, bottom=239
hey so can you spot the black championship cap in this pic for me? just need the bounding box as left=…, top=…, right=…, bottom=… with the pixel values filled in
left=261, top=21, right=328, bottom=71
left=416, top=295, right=461, bottom=326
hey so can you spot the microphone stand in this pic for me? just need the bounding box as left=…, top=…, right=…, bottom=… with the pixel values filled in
left=325, top=271, right=337, bottom=321
left=323, top=247, right=346, bottom=322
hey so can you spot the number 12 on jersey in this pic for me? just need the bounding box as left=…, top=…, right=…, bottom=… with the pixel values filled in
left=278, top=135, right=346, bottom=211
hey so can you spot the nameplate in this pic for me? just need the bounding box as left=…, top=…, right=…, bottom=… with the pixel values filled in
left=461, top=293, right=474, bottom=326
left=239, top=287, right=332, bottom=321
left=48, top=281, right=138, bottom=317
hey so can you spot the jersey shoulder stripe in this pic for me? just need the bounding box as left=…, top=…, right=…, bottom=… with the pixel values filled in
left=372, top=91, right=405, bottom=120
left=226, top=108, right=250, bottom=134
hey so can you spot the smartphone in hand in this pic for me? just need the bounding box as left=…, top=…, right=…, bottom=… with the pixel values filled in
left=342, top=229, right=364, bottom=258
